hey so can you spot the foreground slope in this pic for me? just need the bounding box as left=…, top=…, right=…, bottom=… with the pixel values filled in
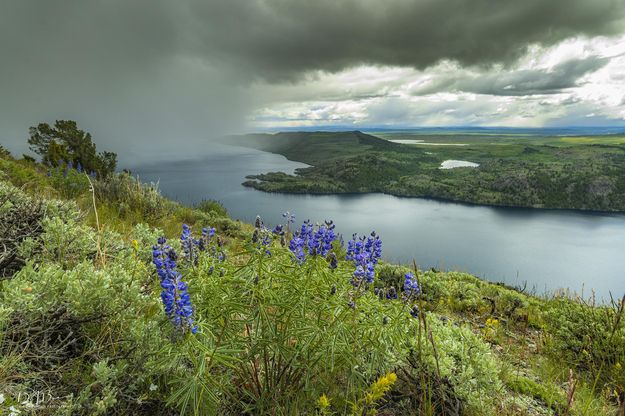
left=1, top=152, right=624, bottom=415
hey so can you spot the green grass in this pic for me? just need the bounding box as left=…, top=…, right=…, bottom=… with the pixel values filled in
left=229, top=131, right=625, bottom=211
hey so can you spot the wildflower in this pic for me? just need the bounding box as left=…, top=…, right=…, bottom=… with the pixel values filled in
left=199, top=227, right=216, bottom=251
left=251, top=220, right=272, bottom=256
left=486, top=318, right=499, bottom=327
left=288, top=234, right=306, bottom=264
left=347, top=300, right=356, bottom=309
left=346, top=232, right=382, bottom=287
left=616, top=362, right=622, bottom=370
left=283, top=211, right=295, bottom=223
left=259, top=233, right=272, bottom=256
left=152, top=237, right=197, bottom=334
left=76, top=161, right=83, bottom=173
left=272, top=224, right=284, bottom=235
left=255, top=215, right=262, bottom=229
left=403, top=272, right=420, bottom=299
left=328, top=252, right=338, bottom=269
left=330, top=284, right=337, bottom=295
left=365, top=372, right=397, bottom=405
left=149, top=383, right=158, bottom=391
left=180, top=224, right=199, bottom=264
left=317, top=394, right=331, bottom=409
left=288, top=219, right=337, bottom=263
left=386, top=286, right=398, bottom=300
left=410, top=305, right=420, bottom=319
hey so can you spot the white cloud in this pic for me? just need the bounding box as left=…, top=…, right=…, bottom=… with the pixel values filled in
left=250, top=34, right=625, bottom=128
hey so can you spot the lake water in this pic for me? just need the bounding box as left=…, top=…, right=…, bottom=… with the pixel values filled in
left=134, top=144, right=625, bottom=300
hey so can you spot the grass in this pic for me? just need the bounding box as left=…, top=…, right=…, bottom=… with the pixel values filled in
left=0, top=151, right=624, bottom=415
left=227, top=131, right=625, bottom=211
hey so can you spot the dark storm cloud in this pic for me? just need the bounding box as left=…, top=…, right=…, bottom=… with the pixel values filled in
left=412, top=56, right=611, bottom=96
left=184, top=0, right=625, bottom=80
left=1, top=0, right=624, bottom=161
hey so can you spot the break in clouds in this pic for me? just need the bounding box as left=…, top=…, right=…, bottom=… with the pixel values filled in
left=2, top=0, right=625, bottom=162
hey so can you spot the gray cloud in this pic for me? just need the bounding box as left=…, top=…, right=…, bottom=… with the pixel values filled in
left=183, top=0, right=625, bottom=80
left=413, top=56, right=611, bottom=96
left=1, top=0, right=624, bottom=161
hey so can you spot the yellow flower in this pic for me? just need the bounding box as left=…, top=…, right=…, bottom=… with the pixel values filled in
left=615, top=362, right=622, bottom=370
left=486, top=318, right=499, bottom=327
left=366, top=372, right=397, bottom=404
left=132, top=239, right=139, bottom=251
left=317, top=394, right=330, bottom=409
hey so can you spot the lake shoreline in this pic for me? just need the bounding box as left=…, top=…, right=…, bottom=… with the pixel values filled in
left=242, top=179, right=625, bottom=216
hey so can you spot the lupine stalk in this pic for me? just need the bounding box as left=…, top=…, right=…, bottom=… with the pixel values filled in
left=152, top=237, right=197, bottom=334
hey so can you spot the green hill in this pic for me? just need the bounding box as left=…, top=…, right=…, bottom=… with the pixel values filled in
left=228, top=131, right=625, bottom=212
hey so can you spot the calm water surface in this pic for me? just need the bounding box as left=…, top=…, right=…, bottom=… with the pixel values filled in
left=134, top=144, right=625, bottom=300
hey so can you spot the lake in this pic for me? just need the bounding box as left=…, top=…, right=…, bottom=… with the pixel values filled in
left=133, top=143, right=625, bottom=300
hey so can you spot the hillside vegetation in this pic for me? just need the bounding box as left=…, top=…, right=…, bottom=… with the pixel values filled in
left=228, top=131, right=625, bottom=211
left=1, top=149, right=624, bottom=415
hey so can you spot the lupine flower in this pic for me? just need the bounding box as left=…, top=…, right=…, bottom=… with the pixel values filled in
left=251, top=216, right=272, bottom=256
left=346, top=232, right=382, bottom=287
left=180, top=223, right=200, bottom=264
left=282, top=211, right=295, bottom=228
left=198, top=227, right=216, bottom=251
left=259, top=233, right=272, bottom=256
left=289, top=234, right=306, bottom=264
left=76, top=161, right=83, bottom=173
left=328, top=252, right=338, bottom=270
left=288, top=219, right=337, bottom=264
left=272, top=224, right=284, bottom=235
left=152, top=237, right=197, bottom=334
left=403, top=272, right=421, bottom=299
left=386, top=286, right=398, bottom=300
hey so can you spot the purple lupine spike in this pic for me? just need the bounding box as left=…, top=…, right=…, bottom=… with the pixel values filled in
left=152, top=237, right=197, bottom=334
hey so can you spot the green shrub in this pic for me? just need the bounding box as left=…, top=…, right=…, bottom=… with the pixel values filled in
left=94, top=173, right=177, bottom=222
left=195, top=199, right=228, bottom=218
left=543, top=296, right=625, bottom=395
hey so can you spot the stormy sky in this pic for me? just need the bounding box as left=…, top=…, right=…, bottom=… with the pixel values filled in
left=2, top=0, right=625, bottom=163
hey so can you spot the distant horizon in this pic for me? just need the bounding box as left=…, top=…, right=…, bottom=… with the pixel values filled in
left=251, top=125, right=625, bottom=135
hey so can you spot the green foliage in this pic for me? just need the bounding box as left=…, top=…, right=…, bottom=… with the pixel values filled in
left=0, top=145, right=11, bottom=159
left=543, top=296, right=625, bottom=396
left=195, top=199, right=228, bottom=217
left=504, top=374, right=566, bottom=413
left=94, top=172, right=177, bottom=223
left=47, top=162, right=92, bottom=198
left=28, top=119, right=117, bottom=177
